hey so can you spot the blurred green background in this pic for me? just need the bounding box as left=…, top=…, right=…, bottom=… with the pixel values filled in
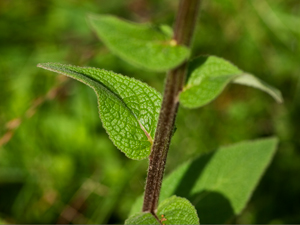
left=0, top=0, right=299, bottom=223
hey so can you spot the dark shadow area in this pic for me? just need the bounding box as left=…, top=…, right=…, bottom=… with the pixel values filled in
left=190, top=190, right=234, bottom=224
left=0, top=183, right=23, bottom=215
left=173, top=152, right=235, bottom=224
left=173, top=152, right=214, bottom=197
left=185, top=56, right=209, bottom=81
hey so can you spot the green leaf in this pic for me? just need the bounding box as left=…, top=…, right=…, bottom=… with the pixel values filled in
left=37, top=63, right=162, bottom=160
left=179, top=56, right=283, bottom=108
left=130, top=137, right=278, bottom=223
left=157, top=196, right=200, bottom=225
left=125, top=196, right=199, bottom=225
left=88, top=14, right=190, bottom=72
left=125, top=212, right=159, bottom=225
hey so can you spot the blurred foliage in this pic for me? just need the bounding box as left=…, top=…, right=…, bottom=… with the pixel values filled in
left=0, top=0, right=299, bottom=224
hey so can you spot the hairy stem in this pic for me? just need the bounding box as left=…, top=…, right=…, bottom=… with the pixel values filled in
left=143, top=0, right=201, bottom=214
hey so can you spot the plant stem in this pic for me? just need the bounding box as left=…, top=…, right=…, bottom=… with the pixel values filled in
left=142, top=0, right=201, bottom=214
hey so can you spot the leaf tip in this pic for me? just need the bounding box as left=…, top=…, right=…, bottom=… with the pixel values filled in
left=37, top=62, right=52, bottom=68
left=269, top=136, right=279, bottom=145
left=36, top=63, right=43, bottom=68
left=276, top=92, right=284, bottom=104
left=37, top=62, right=56, bottom=71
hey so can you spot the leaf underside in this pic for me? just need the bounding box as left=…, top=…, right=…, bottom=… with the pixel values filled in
left=88, top=14, right=190, bottom=72
left=37, top=63, right=162, bottom=160
left=125, top=196, right=199, bottom=225
left=130, top=137, right=278, bottom=223
left=179, top=56, right=283, bottom=108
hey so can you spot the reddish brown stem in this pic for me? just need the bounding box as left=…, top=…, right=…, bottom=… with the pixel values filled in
left=142, top=0, right=201, bottom=214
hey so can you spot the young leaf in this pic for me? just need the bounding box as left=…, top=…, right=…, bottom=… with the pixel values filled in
left=125, top=212, right=159, bottom=225
left=130, top=137, right=278, bottom=223
left=157, top=196, right=200, bottom=225
left=88, top=14, right=190, bottom=72
left=125, top=196, right=199, bottom=225
left=37, top=63, right=162, bottom=160
left=179, top=56, right=283, bottom=108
